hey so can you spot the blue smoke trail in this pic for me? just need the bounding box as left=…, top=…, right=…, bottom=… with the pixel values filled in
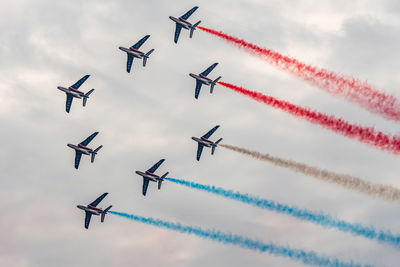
left=165, top=177, right=400, bottom=248
left=109, top=210, right=364, bottom=267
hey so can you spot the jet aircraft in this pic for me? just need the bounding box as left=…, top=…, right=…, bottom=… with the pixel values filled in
left=192, top=125, right=223, bottom=161
left=57, top=75, right=94, bottom=113
left=119, top=35, right=154, bottom=73
left=77, top=192, right=112, bottom=229
left=135, top=159, right=169, bottom=196
left=189, top=63, right=221, bottom=99
left=67, top=132, right=103, bottom=169
left=169, top=6, right=201, bottom=43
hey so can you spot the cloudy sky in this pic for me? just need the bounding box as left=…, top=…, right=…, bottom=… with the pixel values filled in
left=1, top=0, right=400, bottom=266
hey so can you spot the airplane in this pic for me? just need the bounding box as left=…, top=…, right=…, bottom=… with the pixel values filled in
left=77, top=192, right=112, bottom=229
left=118, top=35, right=154, bottom=73
left=169, top=6, right=201, bottom=43
left=192, top=125, right=223, bottom=161
left=189, top=63, right=221, bottom=99
left=57, top=75, right=94, bottom=113
left=135, top=159, right=169, bottom=196
left=67, top=132, right=103, bottom=169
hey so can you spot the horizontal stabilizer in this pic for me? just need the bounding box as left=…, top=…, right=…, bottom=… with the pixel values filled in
left=82, top=89, right=95, bottom=107
left=91, top=145, right=102, bottom=163
left=212, top=138, right=223, bottom=155
left=158, top=180, right=162, bottom=190
left=94, top=145, right=103, bottom=153
left=190, top=21, right=201, bottom=38
left=143, top=49, right=154, bottom=67
left=210, top=77, right=221, bottom=94
left=101, top=205, right=112, bottom=223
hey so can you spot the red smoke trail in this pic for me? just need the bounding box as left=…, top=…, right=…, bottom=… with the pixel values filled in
left=218, top=81, right=400, bottom=154
left=197, top=26, right=400, bottom=122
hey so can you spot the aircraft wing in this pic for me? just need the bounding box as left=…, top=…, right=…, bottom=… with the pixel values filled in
left=174, top=24, right=182, bottom=43
left=180, top=6, right=198, bottom=20
left=142, top=178, right=150, bottom=196
left=74, top=151, right=82, bottom=169
left=147, top=159, right=165, bottom=173
left=65, top=94, right=73, bottom=113
left=131, top=35, right=150, bottom=50
left=80, top=132, right=99, bottom=146
left=70, top=75, right=90, bottom=89
left=196, top=143, right=204, bottom=161
left=202, top=125, right=220, bottom=139
left=200, top=63, right=218, bottom=76
left=194, top=80, right=202, bottom=99
left=84, top=212, right=92, bottom=229
left=126, top=54, right=134, bottom=73
left=89, top=192, right=108, bottom=207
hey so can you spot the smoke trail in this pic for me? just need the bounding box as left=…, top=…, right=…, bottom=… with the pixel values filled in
left=109, top=211, right=363, bottom=267
left=197, top=26, right=400, bottom=122
left=220, top=144, right=400, bottom=202
left=165, top=177, right=400, bottom=249
left=218, top=81, right=400, bottom=154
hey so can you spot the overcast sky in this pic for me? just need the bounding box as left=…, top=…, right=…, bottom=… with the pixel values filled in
left=1, top=0, right=400, bottom=266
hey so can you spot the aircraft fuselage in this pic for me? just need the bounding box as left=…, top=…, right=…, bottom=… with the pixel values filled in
left=118, top=47, right=144, bottom=58
left=135, top=170, right=159, bottom=182
left=77, top=205, right=103, bottom=215
left=192, top=136, right=214, bottom=147
left=189, top=73, right=213, bottom=85
left=57, top=86, right=85, bottom=98
left=67, top=144, right=93, bottom=155
left=169, top=16, right=192, bottom=29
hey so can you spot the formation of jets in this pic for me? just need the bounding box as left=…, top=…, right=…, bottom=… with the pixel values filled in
left=60, top=6, right=224, bottom=229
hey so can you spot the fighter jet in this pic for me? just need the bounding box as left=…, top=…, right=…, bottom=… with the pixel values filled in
left=189, top=63, right=221, bottom=99
left=169, top=6, right=201, bottom=43
left=77, top=192, right=112, bottom=229
left=192, top=125, right=223, bottom=161
left=57, top=75, right=94, bottom=113
left=135, top=159, right=169, bottom=196
left=67, top=132, right=103, bottom=169
left=118, top=35, right=154, bottom=73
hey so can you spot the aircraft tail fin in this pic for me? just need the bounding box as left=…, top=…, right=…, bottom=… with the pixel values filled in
left=143, top=49, right=154, bottom=67
left=101, top=205, right=112, bottom=223
left=91, top=145, right=103, bottom=163
left=83, top=89, right=95, bottom=107
left=212, top=138, right=223, bottom=155
left=190, top=21, right=201, bottom=38
left=210, top=76, right=222, bottom=94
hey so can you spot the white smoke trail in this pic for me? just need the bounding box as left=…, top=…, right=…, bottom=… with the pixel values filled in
left=221, top=144, right=400, bottom=202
